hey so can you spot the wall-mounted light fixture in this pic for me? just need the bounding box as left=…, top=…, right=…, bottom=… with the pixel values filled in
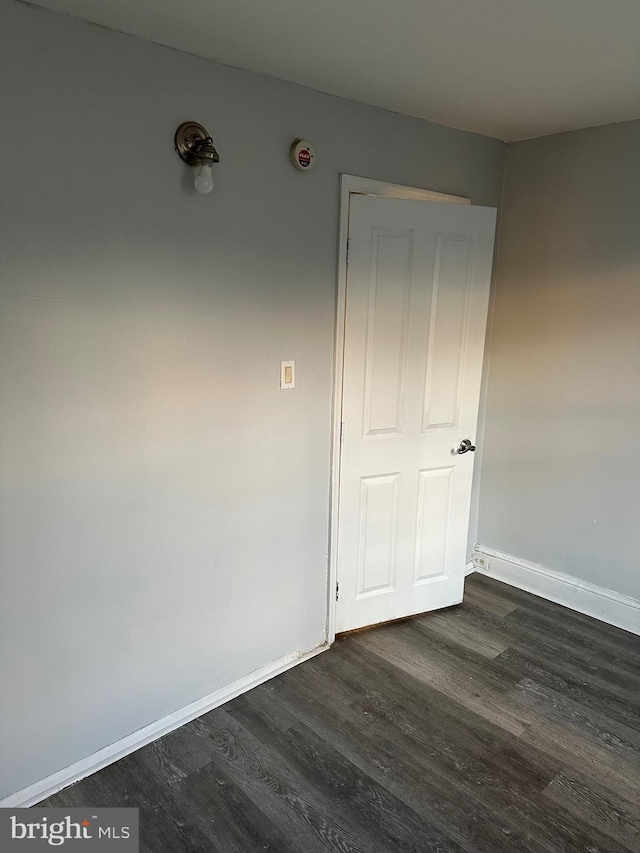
left=174, top=121, right=219, bottom=195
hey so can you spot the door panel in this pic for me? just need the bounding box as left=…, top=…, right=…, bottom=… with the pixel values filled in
left=414, top=466, right=455, bottom=583
left=423, top=233, right=474, bottom=430
left=363, top=230, right=413, bottom=437
left=336, top=195, right=496, bottom=633
left=357, top=473, right=399, bottom=596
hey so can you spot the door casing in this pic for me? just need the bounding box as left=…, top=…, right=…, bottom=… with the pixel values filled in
left=326, top=175, right=470, bottom=644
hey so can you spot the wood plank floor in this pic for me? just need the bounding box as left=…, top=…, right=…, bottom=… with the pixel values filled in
left=42, top=574, right=640, bottom=853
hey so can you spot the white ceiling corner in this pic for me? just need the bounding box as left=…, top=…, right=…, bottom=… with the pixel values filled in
left=29, top=0, right=640, bottom=141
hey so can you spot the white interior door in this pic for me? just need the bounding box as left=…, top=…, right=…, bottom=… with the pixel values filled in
left=335, top=194, right=496, bottom=633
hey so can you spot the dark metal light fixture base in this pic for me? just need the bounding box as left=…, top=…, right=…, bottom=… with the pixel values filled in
left=174, top=121, right=219, bottom=166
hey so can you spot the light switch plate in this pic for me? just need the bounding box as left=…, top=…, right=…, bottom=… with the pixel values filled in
left=280, top=360, right=295, bottom=389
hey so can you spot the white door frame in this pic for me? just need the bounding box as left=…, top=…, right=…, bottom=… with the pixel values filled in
left=326, top=175, right=470, bottom=644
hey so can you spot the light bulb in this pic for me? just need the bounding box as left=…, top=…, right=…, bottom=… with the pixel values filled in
left=194, top=163, right=214, bottom=195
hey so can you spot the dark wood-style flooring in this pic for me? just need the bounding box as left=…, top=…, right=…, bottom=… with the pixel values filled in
left=42, top=574, right=640, bottom=852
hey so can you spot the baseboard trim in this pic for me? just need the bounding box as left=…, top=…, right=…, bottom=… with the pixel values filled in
left=464, top=561, right=475, bottom=577
left=473, top=545, right=640, bottom=636
left=1, top=643, right=329, bottom=809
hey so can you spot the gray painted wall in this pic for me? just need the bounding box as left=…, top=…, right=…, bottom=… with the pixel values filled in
left=479, top=120, right=640, bottom=600
left=0, top=0, right=504, bottom=798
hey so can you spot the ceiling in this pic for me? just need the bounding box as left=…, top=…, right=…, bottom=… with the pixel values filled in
left=31, top=0, right=640, bottom=141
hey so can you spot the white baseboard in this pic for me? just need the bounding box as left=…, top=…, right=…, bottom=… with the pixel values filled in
left=464, top=561, right=475, bottom=577
left=473, top=545, right=640, bottom=636
left=1, top=643, right=329, bottom=809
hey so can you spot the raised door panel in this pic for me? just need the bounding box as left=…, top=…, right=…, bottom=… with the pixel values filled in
left=356, top=473, right=399, bottom=597
left=422, top=233, right=475, bottom=431
left=414, top=466, right=455, bottom=583
left=363, top=230, right=414, bottom=438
